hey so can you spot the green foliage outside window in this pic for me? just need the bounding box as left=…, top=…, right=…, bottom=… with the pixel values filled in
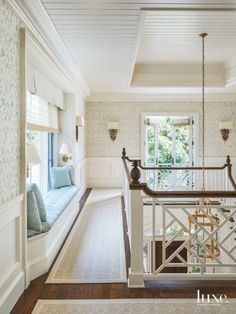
left=147, top=117, right=190, bottom=167
left=27, top=130, right=40, bottom=146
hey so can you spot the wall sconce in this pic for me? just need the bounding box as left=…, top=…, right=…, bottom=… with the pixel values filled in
left=59, top=142, right=72, bottom=162
left=27, top=143, right=41, bottom=178
left=219, top=122, right=233, bottom=142
left=75, top=116, right=85, bottom=142
left=108, top=122, right=119, bottom=142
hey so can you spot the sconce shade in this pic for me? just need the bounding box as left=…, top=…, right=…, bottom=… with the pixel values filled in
left=59, top=143, right=72, bottom=156
left=27, top=144, right=41, bottom=165
left=108, top=122, right=119, bottom=130
left=219, top=122, right=233, bottom=130
left=76, top=116, right=85, bottom=127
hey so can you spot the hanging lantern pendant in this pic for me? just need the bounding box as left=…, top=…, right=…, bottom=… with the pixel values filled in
left=189, top=198, right=220, bottom=260
left=188, top=34, right=221, bottom=261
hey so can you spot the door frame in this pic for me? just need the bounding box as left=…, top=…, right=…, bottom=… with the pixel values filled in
left=141, top=111, right=199, bottom=167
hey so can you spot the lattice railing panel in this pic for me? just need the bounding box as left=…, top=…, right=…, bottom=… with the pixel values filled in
left=143, top=198, right=236, bottom=277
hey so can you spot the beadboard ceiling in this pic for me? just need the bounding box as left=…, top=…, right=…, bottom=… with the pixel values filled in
left=138, top=10, right=236, bottom=64
left=40, top=0, right=236, bottom=95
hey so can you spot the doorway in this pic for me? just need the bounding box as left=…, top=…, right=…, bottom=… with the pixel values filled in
left=142, top=114, right=196, bottom=191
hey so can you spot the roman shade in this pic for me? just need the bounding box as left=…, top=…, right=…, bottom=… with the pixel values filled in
left=27, top=92, right=59, bottom=133
left=27, top=64, right=66, bottom=110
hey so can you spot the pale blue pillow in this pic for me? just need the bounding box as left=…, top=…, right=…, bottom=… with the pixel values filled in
left=50, top=167, right=71, bottom=189
left=27, top=183, right=47, bottom=222
left=66, top=166, right=75, bottom=185
left=27, top=190, right=42, bottom=233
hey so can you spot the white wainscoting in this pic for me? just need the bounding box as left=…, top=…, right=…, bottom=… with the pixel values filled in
left=0, top=195, right=25, bottom=314
left=87, top=158, right=123, bottom=188
left=87, top=156, right=236, bottom=189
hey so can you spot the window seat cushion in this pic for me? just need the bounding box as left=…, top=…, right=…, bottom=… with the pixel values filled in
left=27, top=183, right=47, bottom=222
left=27, top=189, right=43, bottom=233
left=43, top=185, right=80, bottom=227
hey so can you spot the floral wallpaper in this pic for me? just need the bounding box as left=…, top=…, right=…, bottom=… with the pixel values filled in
left=86, top=101, right=236, bottom=158
left=0, top=0, right=22, bottom=205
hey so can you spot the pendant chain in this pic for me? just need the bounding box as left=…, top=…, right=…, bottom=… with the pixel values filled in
left=200, top=33, right=207, bottom=191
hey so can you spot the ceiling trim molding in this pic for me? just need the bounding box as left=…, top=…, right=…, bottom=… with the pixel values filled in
left=88, top=92, right=236, bottom=102
left=6, top=0, right=90, bottom=99
left=141, top=6, right=236, bottom=11
left=128, top=10, right=145, bottom=87
left=225, top=65, right=236, bottom=88
left=132, top=63, right=225, bottom=88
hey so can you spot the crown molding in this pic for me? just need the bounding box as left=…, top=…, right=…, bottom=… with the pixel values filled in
left=88, top=92, right=236, bottom=102
left=6, top=0, right=90, bottom=99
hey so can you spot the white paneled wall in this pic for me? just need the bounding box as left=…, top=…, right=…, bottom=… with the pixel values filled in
left=0, top=195, right=24, bottom=314
left=87, top=158, right=123, bottom=188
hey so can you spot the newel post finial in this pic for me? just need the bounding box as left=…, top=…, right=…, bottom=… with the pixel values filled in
left=122, top=148, right=126, bottom=159
left=130, top=160, right=141, bottom=185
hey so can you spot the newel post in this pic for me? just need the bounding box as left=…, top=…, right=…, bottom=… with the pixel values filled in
left=128, top=190, right=144, bottom=287
left=130, top=160, right=141, bottom=185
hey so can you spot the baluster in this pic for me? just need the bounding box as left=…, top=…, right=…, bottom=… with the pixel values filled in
left=152, top=199, right=156, bottom=273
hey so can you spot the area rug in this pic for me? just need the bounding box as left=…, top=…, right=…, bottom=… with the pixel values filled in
left=46, top=189, right=127, bottom=283
left=32, top=299, right=236, bottom=314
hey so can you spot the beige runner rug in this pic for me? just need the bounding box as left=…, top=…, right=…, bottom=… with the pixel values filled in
left=32, top=299, right=236, bottom=314
left=46, top=189, right=127, bottom=283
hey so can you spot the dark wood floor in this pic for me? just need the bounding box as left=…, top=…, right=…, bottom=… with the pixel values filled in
left=12, top=189, right=236, bottom=314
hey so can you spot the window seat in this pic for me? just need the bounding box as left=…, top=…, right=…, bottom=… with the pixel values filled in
left=27, top=184, right=84, bottom=281
left=27, top=185, right=80, bottom=237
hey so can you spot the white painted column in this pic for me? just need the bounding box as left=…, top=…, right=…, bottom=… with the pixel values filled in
left=128, top=190, right=144, bottom=288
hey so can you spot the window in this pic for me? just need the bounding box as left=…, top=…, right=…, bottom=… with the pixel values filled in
left=143, top=115, right=195, bottom=191
left=26, top=92, right=58, bottom=193
left=27, top=130, right=56, bottom=193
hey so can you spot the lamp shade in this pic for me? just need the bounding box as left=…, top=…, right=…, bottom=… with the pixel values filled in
left=108, top=122, right=119, bottom=130
left=219, top=122, right=233, bottom=130
left=27, top=144, right=41, bottom=165
left=76, top=116, right=85, bottom=127
left=59, top=142, right=72, bottom=156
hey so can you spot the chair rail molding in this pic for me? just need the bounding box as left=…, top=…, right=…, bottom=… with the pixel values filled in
left=6, top=0, right=90, bottom=99
left=88, top=92, right=236, bottom=102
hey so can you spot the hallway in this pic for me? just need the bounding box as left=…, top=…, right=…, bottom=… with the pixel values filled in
left=12, top=189, right=236, bottom=313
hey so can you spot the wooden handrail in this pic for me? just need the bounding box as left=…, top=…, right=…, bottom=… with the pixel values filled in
left=226, top=155, right=236, bottom=191
left=139, top=164, right=227, bottom=171
left=122, top=154, right=132, bottom=185
left=133, top=183, right=236, bottom=198
left=122, top=148, right=227, bottom=171
left=122, top=148, right=236, bottom=196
